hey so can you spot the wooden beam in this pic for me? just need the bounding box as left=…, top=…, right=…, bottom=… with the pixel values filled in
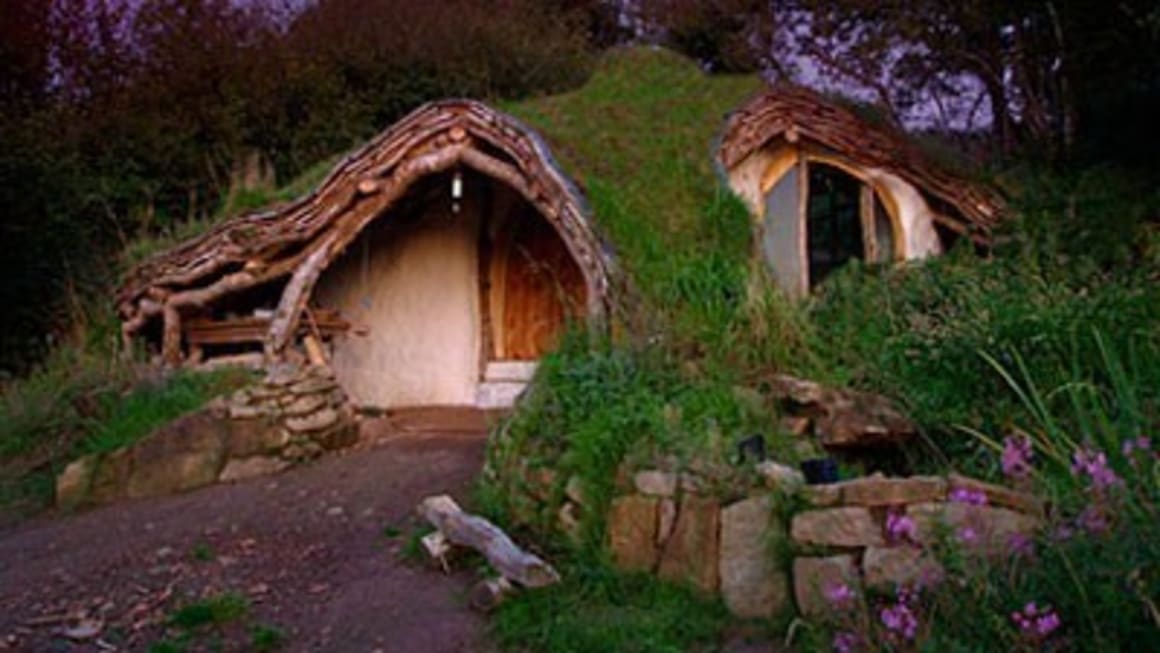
left=418, top=495, right=560, bottom=588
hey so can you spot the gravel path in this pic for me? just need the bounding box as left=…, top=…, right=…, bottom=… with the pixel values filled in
left=0, top=412, right=493, bottom=653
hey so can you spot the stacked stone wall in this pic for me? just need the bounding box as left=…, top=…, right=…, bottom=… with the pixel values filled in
left=56, top=364, right=359, bottom=508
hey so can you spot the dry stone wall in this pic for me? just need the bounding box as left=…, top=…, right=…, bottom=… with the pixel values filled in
left=530, top=460, right=1044, bottom=621
left=56, top=364, right=358, bottom=509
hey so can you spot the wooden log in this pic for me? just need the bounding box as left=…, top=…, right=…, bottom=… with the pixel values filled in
left=303, top=334, right=327, bottom=367
left=266, top=234, right=337, bottom=358
left=469, top=576, right=516, bottom=613
left=161, top=305, right=183, bottom=367
left=418, top=495, right=560, bottom=588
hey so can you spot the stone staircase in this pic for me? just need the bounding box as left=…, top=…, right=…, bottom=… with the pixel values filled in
left=475, top=361, right=537, bottom=410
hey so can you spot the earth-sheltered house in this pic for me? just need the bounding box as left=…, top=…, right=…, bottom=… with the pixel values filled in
left=117, top=100, right=616, bottom=411
left=717, top=86, right=1005, bottom=297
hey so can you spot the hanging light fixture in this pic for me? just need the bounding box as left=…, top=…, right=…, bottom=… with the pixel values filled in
left=451, top=170, right=464, bottom=214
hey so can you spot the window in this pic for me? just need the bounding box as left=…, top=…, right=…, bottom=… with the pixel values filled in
left=761, top=159, right=898, bottom=295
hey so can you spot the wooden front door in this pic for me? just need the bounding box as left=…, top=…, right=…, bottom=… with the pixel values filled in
left=496, top=210, right=586, bottom=360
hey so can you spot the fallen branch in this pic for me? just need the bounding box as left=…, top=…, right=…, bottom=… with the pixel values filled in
left=417, top=494, right=560, bottom=588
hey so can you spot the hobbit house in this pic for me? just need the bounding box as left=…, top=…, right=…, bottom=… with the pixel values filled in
left=117, top=100, right=615, bottom=410
left=717, top=86, right=1005, bottom=296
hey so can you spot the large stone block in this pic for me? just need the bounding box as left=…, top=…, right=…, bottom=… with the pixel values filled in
left=88, top=447, right=132, bottom=504
left=840, top=476, right=947, bottom=507
left=862, top=546, right=944, bottom=590
left=633, top=470, right=677, bottom=497
left=219, top=456, right=290, bottom=482
left=791, top=507, right=884, bottom=547
left=56, top=455, right=98, bottom=509
left=226, top=417, right=288, bottom=457
left=658, top=497, right=721, bottom=594
left=792, top=555, right=860, bottom=617
left=286, top=407, right=338, bottom=434
left=608, top=495, right=659, bottom=572
left=127, top=411, right=226, bottom=499
left=720, top=496, right=790, bottom=618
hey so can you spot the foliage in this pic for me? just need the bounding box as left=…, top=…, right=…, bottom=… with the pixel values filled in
left=807, top=167, right=1160, bottom=470
left=0, top=303, right=249, bottom=514
left=167, top=592, right=250, bottom=630
left=491, top=558, right=729, bottom=653
left=800, top=333, right=1159, bottom=652
left=0, top=0, right=596, bottom=373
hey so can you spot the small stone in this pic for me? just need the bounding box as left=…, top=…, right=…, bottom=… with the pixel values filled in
left=792, top=555, right=859, bottom=617
left=799, top=484, right=842, bottom=507
left=219, top=456, right=290, bottom=482
left=779, top=415, right=812, bottom=436
left=286, top=407, right=339, bottom=433
left=228, top=403, right=269, bottom=420
left=607, top=495, right=659, bottom=572
left=720, top=496, right=789, bottom=618
left=325, top=506, right=345, bottom=517
left=863, top=546, right=944, bottom=590
left=791, top=507, right=885, bottom=547
left=565, top=475, right=586, bottom=506
left=558, top=502, right=581, bottom=540
left=56, top=455, right=98, bottom=509
left=265, top=363, right=301, bottom=387
left=658, top=497, right=721, bottom=594
left=755, top=460, right=805, bottom=491
left=840, top=476, right=947, bottom=506
left=312, top=420, right=358, bottom=451
left=290, top=377, right=339, bottom=395
left=284, top=393, right=327, bottom=417
left=633, top=470, right=677, bottom=497
left=62, top=619, right=102, bottom=641
left=656, top=498, right=677, bottom=545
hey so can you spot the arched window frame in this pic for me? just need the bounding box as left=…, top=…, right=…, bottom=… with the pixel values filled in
left=758, top=147, right=907, bottom=293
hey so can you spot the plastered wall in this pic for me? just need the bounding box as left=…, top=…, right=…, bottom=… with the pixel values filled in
left=314, top=196, right=482, bottom=409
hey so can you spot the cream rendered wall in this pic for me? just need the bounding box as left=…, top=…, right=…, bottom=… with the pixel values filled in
left=313, top=197, right=482, bottom=409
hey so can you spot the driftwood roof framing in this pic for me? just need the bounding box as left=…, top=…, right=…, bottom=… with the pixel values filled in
left=117, top=99, right=615, bottom=365
left=717, top=86, right=1006, bottom=238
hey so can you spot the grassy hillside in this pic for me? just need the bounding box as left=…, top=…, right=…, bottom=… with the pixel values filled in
left=2, top=47, right=1157, bottom=651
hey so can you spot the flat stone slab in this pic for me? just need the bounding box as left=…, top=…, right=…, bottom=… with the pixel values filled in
left=840, top=475, right=947, bottom=506
left=658, top=497, right=721, bottom=594
left=793, top=555, right=860, bottom=617
left=286, top=407, right=339, bottom=433
left=720, top=496, right=789, bottom=618
left=791, top=506, right=885, bottom=547
left=863, top=545, right=944, bottom=590
left=608, top=495, right=659, bottom=572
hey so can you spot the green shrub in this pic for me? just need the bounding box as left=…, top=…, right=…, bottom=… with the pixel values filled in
left=802, top=333, right=1159, bottom=652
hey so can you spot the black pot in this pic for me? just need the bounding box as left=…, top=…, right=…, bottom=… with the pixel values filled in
left=800, top=457, right=839, bottom=485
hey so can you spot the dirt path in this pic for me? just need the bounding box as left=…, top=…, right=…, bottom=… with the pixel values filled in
left=0, top=411, right=495, bottom=653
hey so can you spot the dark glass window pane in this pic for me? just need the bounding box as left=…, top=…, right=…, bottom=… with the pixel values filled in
left=807, top=163, right=863, bottom=285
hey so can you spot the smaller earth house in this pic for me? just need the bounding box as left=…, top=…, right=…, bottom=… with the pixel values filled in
left=117, top=100, right=616, bottom=411
left=717, top=86, right=1005, bottom=296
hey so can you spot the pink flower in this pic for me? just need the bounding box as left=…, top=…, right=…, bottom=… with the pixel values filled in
left=949, top=487, right=989, bottom=506
left=1002, top=436, right=1034, bottom=478
left=1076, top=505, right=1110, bottom=534
left=1012, top=601, right=1062, bottom=638
left=880, top=601, right=918, bottom=641
left=956, top=525, right=979, bottom=544
left=1007, top=532, right=1035, bottom=558
left=832, top=631, right=859, bottom=653
left=824, top=582, right=856, bottom=607
left=885, top=510, right=918, bottom=544
left=1071, top=447, right=1121, bottom=491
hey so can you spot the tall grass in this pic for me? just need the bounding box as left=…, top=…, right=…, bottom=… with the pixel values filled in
left=802, top=332, right=1159, bottom=652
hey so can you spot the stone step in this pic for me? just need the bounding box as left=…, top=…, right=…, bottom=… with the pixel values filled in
left=484, top=361, right=538, bottom=382
left=475, top=381, right=528, bottom=409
